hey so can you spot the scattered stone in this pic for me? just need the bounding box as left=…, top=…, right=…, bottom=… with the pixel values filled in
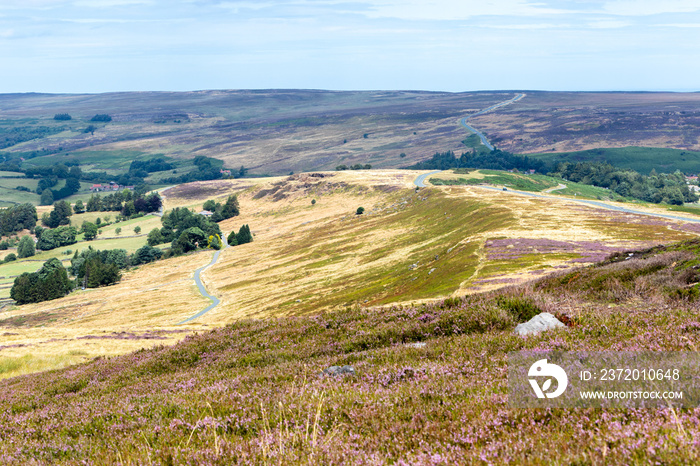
left=321, top=365, right=355, bottom=376
left=409, top=263, right=418, bottom=270
left=406, top=342, right=426, bottom=348
left=296, top=299, right=301, bottom=303
left=514, top=312, right=565, bottom=336
left=428, top=268, right=436, bottom=275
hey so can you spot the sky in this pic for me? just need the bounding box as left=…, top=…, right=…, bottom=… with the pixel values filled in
left=1, top=0, right=700, bottom=93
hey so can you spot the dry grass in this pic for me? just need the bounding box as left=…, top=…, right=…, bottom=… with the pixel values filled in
left=2, top=169, right=699, bottom=377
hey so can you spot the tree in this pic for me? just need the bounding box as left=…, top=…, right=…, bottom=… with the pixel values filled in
left=86, top=195, right=102, bottom=212
left=236, top=224, right=253, bottom=245
left=172, top=227, right=207, bottom=254
left=203, top=200, right=217, bottom=212
left=147, top=228, right=163, bottom=246
left=17, top=235, right=35, bottom=258
left=83, top=257, right=120, bottom=288
left=226, top=230, right=238, bottom=246
left=115, top=227, right=122, bottom=235
left=84, top=125, right=97, bottom=135
left=219, top=195, right=240, bottom=219
left=207, top=234, right=222, bottom=250
left=46, top=200, right=72, bottom=228
left=90, top=114, right=112, bottom=122
left=53, top=113, right=72, bottom=121
left=134, top=226, right=141, bottom=234
left=10, top=258, right=73, bottom=304
left=40, top=189, right=54, bottom=206
left=73, top=200, right=86, bottom=214
left=37, top=226, right=77, bottom=251
left=122, top=201, right=135, bottom=217
left=356, top=207, right=365, bottom=215
left=82, top=222, right=98, bottom=241
left=4, top=253, right=16, bottom=263
left=131, top=245, right=163, bottom=265
left=0, top=204, right=37, bottom=236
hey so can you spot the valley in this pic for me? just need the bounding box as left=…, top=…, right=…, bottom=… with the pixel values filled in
left=2, top=169, right=700, bottom=380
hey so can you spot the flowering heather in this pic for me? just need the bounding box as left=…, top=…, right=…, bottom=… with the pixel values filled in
left=2, top=241, right=700, bottom=463
left=485, top=237, right=630, bottom=264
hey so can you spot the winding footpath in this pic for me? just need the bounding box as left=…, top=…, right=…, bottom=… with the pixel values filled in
left=177, top=235, right=229, bottom=325
left=460, top=93, right=525, bottom=150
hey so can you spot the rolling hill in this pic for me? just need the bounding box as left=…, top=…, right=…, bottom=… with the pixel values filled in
left=3, top=90, right=700, bottom=177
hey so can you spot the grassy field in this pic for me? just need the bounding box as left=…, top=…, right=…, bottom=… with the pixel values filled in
left=530, top=146, right=700, bottom=175
left=23, top=149, right=157, bottom=173
left=429, top=169, right=559, bottom=192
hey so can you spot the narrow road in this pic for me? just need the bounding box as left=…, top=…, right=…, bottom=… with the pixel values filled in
left=460, top=93, right=525, bottom=150
left=177, top=234, right=229, bottom=325
left=413, top=172, right=700, bottom=224
left=414, top=170, right=443, bottom=187
left=477, top=185, right=700, bottom=224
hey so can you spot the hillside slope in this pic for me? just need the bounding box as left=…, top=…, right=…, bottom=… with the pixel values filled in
left=3, top=170, right=700, bottom=381
left=2, top=240, right=700, bottom=464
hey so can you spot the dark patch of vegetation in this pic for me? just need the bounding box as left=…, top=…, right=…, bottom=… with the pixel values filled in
left=36, top=226, right=77, bottom=251
left=10, top=258, right=73, bottom=304
left=0, top=203, right=37, bottom=236
left=53, top=114, right=71, bottom=121
left=336, top=164, right=372, bottom=171
left=70, top=248, right=126, bottom=288
left=0, top=125, right=65, bottom=150
left=411, top=149, right=547, bottom=173
left=90, top=114, right=112, bottom=122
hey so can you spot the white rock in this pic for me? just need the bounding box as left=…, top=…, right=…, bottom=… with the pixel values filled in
left=406, top=342, right=426, bottom=348
left=514, top=312, right=565, bottom=336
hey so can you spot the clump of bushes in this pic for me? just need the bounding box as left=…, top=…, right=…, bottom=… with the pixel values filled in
left=11, top=258, right=73, bottom=304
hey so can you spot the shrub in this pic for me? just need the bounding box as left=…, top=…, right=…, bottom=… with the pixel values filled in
left=496, top=295, right=541, bottom=322
left=4, top=253, right=17, bottom=263
left=356, top=207, right=365, bottom=215
left=134, top=226, right=141, bottom=234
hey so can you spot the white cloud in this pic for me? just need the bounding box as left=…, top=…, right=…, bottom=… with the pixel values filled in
left=657, top=23, right=700, bottom=27
left=602, top=0, right=700, bottom=16
left=588, top=19, right=630, bottom=28
left=364, top=0, right=571, bottom=21
left=72, top=0, right=153, bottom=7
left=481, top=23, right=571, bottom=30
left=0, top=29, right=15, bottom=37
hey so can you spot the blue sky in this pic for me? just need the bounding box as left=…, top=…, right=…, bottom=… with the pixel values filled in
left=1, top=0, right=700, bottom=93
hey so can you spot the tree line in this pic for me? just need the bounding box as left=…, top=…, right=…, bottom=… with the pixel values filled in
left=552, top=162, right=698, bottom=205
left=411, top=149, right=698, bottom=205
left=410, top=149, right=547, bottom=173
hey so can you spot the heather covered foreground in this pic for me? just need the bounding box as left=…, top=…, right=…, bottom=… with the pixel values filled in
left=2, top=241, right=700, bottom=464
